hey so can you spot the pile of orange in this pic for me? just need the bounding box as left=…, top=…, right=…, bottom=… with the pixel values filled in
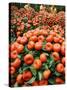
left=9, top=4, right=65, bottom=87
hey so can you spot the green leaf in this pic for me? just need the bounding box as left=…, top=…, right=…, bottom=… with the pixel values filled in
left=18, top=68, right=23, bottom=74
left=30, top=25, right=36, bottom=29
left=42, top=63, right=48, bottom=70
left=49, top=59, right=54, bottom=68
left=42, top=41, right=47, bottom=45
left=23, top=45, right=31, bottom=54
left=18, top=54, right=22, bottom=59
left=22, top=66, right=30, bottom=72
left=54, top=71, right=61, bottom=76
left=14, top=82, right=19, bottom=87
left=26, top=77, right=36, bottom=84
left=30, top=66, right=37, bottom=76
left=55, top=61, right=60, bottom=66
left=33, top=50, right=40, bottom=58
left=44, top=52, right=49, bottom=56
left=23, top=16, right=28, bottom=23
left=48, top=78, right=55, bottom=85
left=38, top=71, right=43, bottom=80
left=47, top=56, right=54, bottom=68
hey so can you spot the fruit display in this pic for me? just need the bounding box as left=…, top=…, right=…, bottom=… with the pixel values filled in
left=9, top=3, right=65, bottom=87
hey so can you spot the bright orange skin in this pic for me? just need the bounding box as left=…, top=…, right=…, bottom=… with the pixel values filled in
left=38, top=35, right=45, bottom=42
left=11, top=58, right=21, bottom=68
left=55, top=77, right=64, bottom=84
left=46, top=35, right=53, bottom=42
left=61, top=45, right=65, bottom=56
left=33, top=29, right=39, bottom=36
left=10, top=50, right=18, bottom=59
left=35, top=42, right=42, bottom=50
left=43, top=69, right=51, bottom=79
left=50, top=31, right=56, bottom=36
left=40, top=53, right=47, bottom=63
left=13, top=42, right=19, bottom=49
left=16, top=74, right=24, bottom=85
left=33, top=59, right=42, bottom=69
left=9, top=66, right=16, bottom=75
left=59, top=37, right=64, bottom=43
left=10, top=42, right=19, bottom=51
left=53, top=43, right=61, bottom=52
left=54, top=36, right=60, bottom=43
left=10, top=43, right=15, bottom=51
left=24, top=54, right=34, bottom=65
left=61, top=57, right=65, bottom=65
left=27, top=41, right=35, bottom=50
left=30, top=36, right=38, bottom=42
left=27, top=32, right=33, bottom=38
left=45, top=42, right=53, bottom=51
left=52, top=52, right=60, bottom=61
left=18, top=36, right=28, bottom=44
left=22, top=71, right=32, bottom=81
left=17, top=36, right=22, bottom=43
left=20, top=23, right=24, bottom=30
left=22, top=36, right=28, bottom=44
left=38, top=80, right=48, bottom=85
left=32, top=81, right=38, bottom=86
left=16, top=31, right=21, bottom=37
left=42, top=30, right=48, bottom=36
left=17, top=44, right=24, bottom=53
left=56, top=63, right=64, bottom=73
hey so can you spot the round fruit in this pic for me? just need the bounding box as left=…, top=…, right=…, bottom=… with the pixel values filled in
left=38, top=80, right=48, bottom=85
left=35, top=42, right=42, bottom=50
left=61, top=57, right=65, bottom=65
left=24, top=54, right=34, bottom=65
left=45, top=42, right=53, bottom=51
left=22, top=71, right=32, bottom=81
left=32, top=81, right=38, bottom=86
left=55, top=77, right=64, bottom=84
left=40, top=53, right=47, bottom=63
left=17, top=44, right=24, bottom=53
left=43, top=69, right=51, bottom=79
left=10, top=50, right=18, bottom=59
left=11, top=58, right=21, bottom=68
left=56, top=63, right=64, bottom=73
left=38, top=35, right=45, bottom=42
left=16, top=74, right=24, bottom=85
left=54, top=36, right=60, bottom=43
left=10, top=43, right=15, bottom=51
left=30, top=35, right=38, bottom=42
left=53, top=43, right=61, bottom=52
left=9, top=66, right=15, bottom=75
left=52, top=52, right=60, bottom=61
left=61, top=45, right=65, bottom=56
left=21, top=36, right=28, bottom=44
left=33, top=59, right=42, bottom=69
left=27, top=41, right=35, bottom=50
left=46, top=35, right=53, bottom=42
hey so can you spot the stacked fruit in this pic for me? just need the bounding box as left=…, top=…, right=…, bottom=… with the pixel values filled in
left=9, top=4, right=65, bottom=87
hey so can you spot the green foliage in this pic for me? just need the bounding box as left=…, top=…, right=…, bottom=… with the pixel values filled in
left=42, top=63, right=49, bottom=70
left=32, top=50, right=40, bottom=58
left=38, top=71, right=43, bottom=80
left=26, top=76, right=36, bottom=84
left=14, top=82, right=19, bottom=87
left=30, top=66, right=37, bottom=76
left=48, top=78, right=55, bottom=85
left=23, top=45, right=30, bottom=54
left=54, top=71, right=61, bottom=77
left=23, top=16, right=28, bottom=23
